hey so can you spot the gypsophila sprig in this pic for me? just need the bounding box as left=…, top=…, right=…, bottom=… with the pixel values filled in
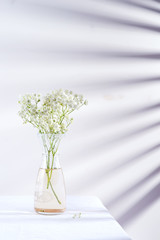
left=18, top=90, right=87, bottom=206
left=18, top=89, right=88, bottom=134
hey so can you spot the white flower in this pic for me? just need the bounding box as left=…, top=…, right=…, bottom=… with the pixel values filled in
left=18, top=89, right=87, bottom=134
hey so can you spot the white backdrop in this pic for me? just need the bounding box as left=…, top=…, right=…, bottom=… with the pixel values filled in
left=0, top=0, right=160, bottom=239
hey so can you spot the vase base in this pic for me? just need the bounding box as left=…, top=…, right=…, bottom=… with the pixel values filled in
left=35, top=208, right=65, bottom=214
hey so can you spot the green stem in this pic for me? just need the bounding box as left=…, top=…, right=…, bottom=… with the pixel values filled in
left=47, top=147, right=58, bottom=188
left=44, top=135, right=62, bottom=204
left=47, top=137, right=57, bottom=186
left=45, top=170, right=61, bottom=204
left=49, top=181, right=61, bottom=205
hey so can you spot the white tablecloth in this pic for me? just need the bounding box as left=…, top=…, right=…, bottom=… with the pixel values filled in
left=0, top=196, right=131, bottom=240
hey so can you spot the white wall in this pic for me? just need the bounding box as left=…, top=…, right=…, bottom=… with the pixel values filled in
left=0, top=0, right=160, bottom=239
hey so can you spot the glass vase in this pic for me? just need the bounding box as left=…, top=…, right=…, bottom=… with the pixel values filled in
left=34, top=134, right=66, bottom=214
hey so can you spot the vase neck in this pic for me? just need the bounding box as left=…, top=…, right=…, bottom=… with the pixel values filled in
left=41, top=152, right=60, bottom=169
left=40, top=134, right=63, bottom=169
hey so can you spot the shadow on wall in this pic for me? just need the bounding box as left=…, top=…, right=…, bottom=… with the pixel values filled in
left=72, top=143, right=160, bottom=191
left=107, top=166, right=160, bottom=208
left=87, top=102, right=160, bottom=129
left=23, top=1, right=160, bottom=33
left=75, top=76, right=160, bottom=92
left=64, top=99, right=160, bottom=164
left=74, top=152, right=160, bottom=227
left=68, top=120, right=160, bottom=164
left=117, top=183, right=160, bottom=226
left=96, top=144, right=160, bottom=180
left=91, top=121, right=160, bottom=150
left=7, top=0, right=160, bottom=34
left=101, top=0, right=160, bottom=15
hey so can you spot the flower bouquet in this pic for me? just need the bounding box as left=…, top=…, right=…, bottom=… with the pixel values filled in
left=18, top=89, right=87, bottom=214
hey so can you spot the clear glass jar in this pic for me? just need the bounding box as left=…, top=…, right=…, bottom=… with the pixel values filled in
left=34, top=134, right=66, bottom=214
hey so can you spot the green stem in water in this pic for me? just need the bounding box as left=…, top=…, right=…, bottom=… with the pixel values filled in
left=47, top=138, right=60, bottom=188
left=46, top=170, right=50, bottom=189
left=45, top=170, right=61, bottom=205
left=49, top=181, right=61, bottom=205
left=44, top=135, right=62, bottom=204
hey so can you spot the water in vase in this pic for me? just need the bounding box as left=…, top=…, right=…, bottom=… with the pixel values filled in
left=34, top=168, right=66, bottom=214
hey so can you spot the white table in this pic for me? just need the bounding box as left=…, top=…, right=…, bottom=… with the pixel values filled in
left=0, top=196, right=131, bottom=240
